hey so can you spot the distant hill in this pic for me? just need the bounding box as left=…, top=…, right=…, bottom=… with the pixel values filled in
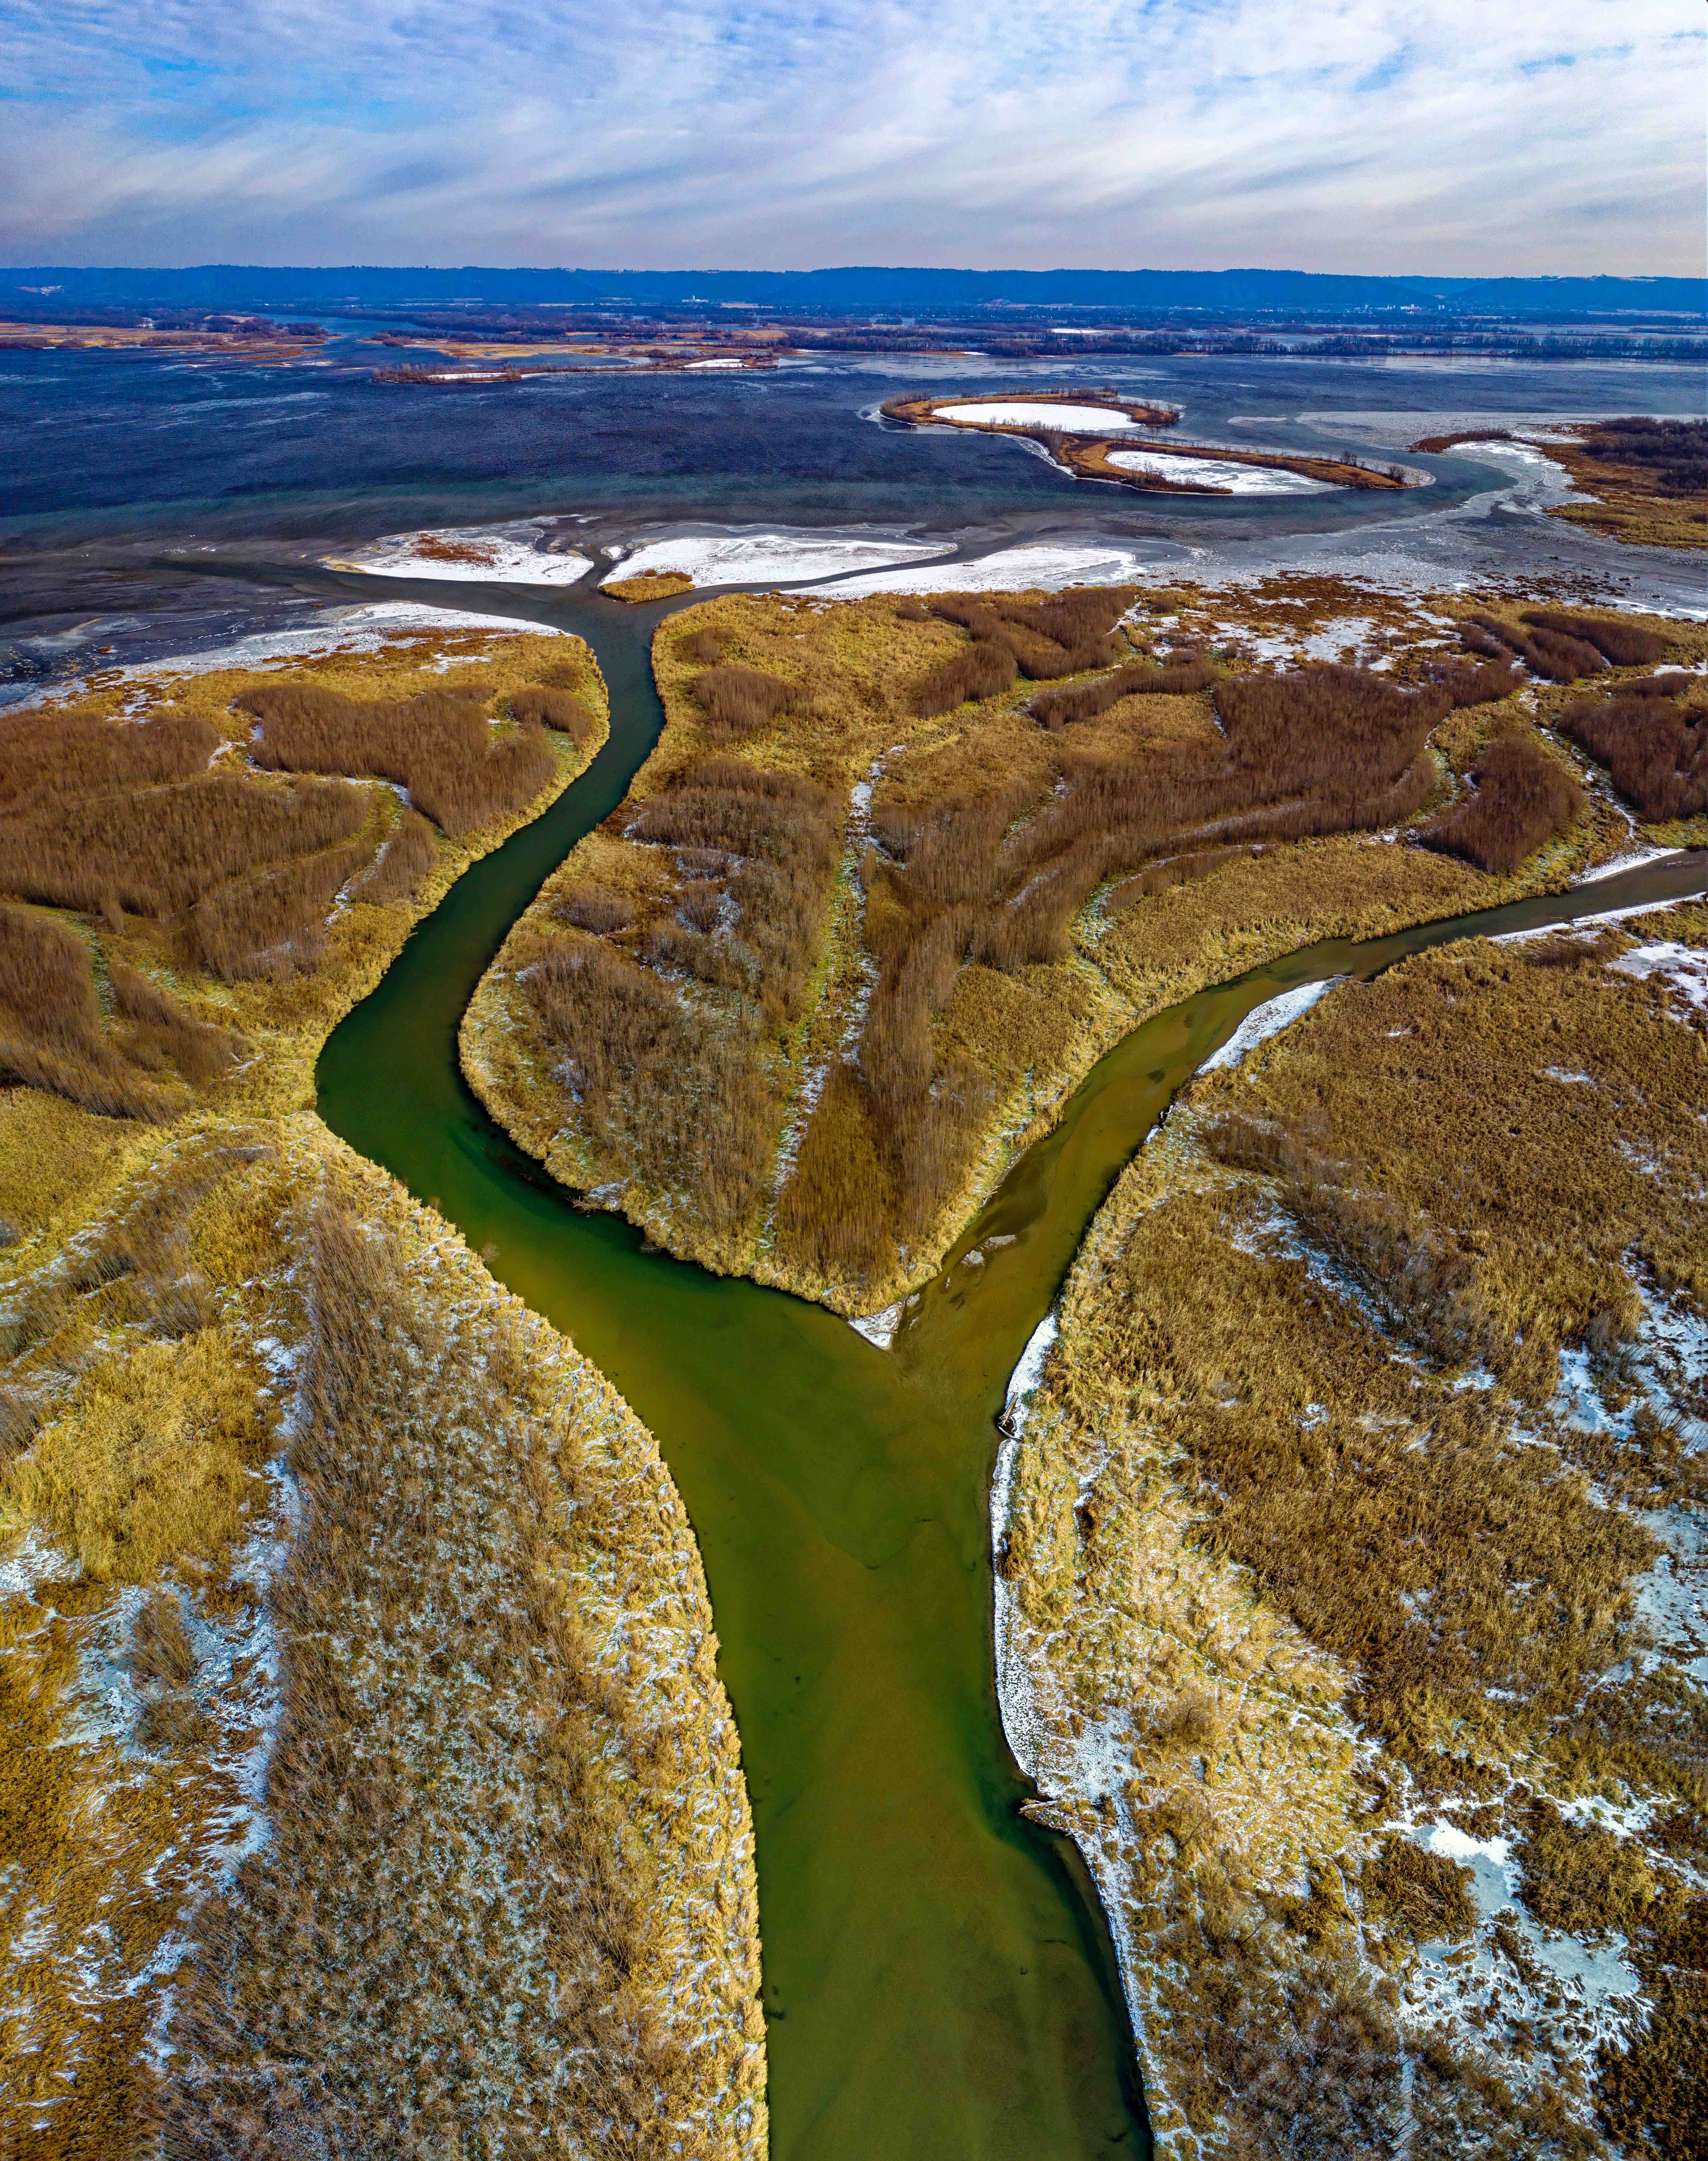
left=6, top=264, right=1704, bottom=319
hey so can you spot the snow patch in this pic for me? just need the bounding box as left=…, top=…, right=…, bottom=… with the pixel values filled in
left=326, top=523, right=591, bottom=586
left=849, top=1301, right=904, bottom=1350
left=1611, top=940, right=1708, bottom=1017
left=1003, top=1311, right=1059, bottom=1434
left=600, top=529, right=948, bottom=591
left=1574, top=846, right=1676, bottom=886
left=807, top=541, right=1154, bottom=599
left=1106, top=449, right=1336, bottom=496
left=990, top=1311, right=1061, bottom=1783
left=1201, top=979, right=1338, bottom=1073
left=932, top=400, right=1151, bottom=432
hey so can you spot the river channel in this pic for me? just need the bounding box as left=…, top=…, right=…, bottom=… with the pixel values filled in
left=315, top=583, right=1707, bottom=2159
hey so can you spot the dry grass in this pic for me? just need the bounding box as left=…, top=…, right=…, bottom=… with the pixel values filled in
left=163, top=1176, right=763, bottom=2158
left=606, top=571, right=696, bottom=603
left=1002, top=917, right=1708, bottom=2155
left=7, top=1328, right=273, bottom=1583
left=1420, top=730, right=1585, bottom=874
left=0, top=1111, right=765, bottom=2158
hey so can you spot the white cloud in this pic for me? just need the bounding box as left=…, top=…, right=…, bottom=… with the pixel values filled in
left=0, top=0, right=1700, bottom=270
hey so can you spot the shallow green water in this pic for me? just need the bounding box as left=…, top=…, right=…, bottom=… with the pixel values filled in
left=315, top=587, right=1706, bottom=2159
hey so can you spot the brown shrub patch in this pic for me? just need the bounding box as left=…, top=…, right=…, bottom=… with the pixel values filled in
left=1362, top=1836, right=1478, bottom=1942
left=1419, top=731, right=1584, bottom=874
left=691, top=664, right=800, bottom=741
left=676, top=626, right=726, bottom=666
left=508, top=684, right=600, bottom=747
left=527, top=940, right=777, bottom=1237
left=551, top=881, right=635, bottom=934
left=1519, top=609, right=1678, bottom=669
left=928, top=586, right=1136, bottom=682
left=348, top=806, right=437, bottom=906
left=1556, top=692, right=1708, bottom=822
left=912, top=637, right=1018, bottom=717
left=1030, top=659, right=1217, bottom=729
left=239, top=678, right=559, bottom=836
left=0, top=907, right=188, bottom=1121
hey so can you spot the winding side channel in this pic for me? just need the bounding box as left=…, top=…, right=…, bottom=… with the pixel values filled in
left=316, top=588, right=1708, bottom=2159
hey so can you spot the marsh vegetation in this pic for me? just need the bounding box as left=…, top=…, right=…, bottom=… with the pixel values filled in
left=466, top=582, right=1688, bottom=1313
left=0, top=1120, right=765, bottom=2158
left=1002, top=913, right=1708, bottom=2158
left=0, top=623, right=764, bottom=2157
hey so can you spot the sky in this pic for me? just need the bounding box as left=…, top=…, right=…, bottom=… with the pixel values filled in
left=2, top=0, right=1702, bottom=273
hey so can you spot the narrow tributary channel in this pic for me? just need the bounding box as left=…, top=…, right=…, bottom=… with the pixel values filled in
left=315, top=585, right=1707, bottom=2159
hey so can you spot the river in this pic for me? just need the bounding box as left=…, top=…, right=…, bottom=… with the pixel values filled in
left=313, top=578, right=1707, bottom=2159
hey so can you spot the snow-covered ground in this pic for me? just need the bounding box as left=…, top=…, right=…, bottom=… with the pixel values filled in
left=990, top=1311, right=1060, bottom=1778
left=802, top=540, right=1155, bottom=598
left=1201, top=979, right=1338, bottom=1073
left=601, top=530, right=951, bottom=589
left=1611, top=939, right=1708, bottom=1017
left=930, top=399, right=1150, bottom=432
left=1106, top=448, right=1336, bottom=496
left=1573, top=846, right=1677, bottom=886
left=326, top=523, right=592, bottom=585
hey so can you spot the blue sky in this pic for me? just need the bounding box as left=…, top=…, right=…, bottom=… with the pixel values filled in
left=2, top=0, right=1701, bottom=270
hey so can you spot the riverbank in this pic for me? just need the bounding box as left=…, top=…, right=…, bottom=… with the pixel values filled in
left=1409, top=418, right=1707, bottom=552
left=995, top=901, right=1708, bottom=2157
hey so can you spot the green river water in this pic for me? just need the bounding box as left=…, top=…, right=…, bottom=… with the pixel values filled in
left=314, top=587, right=1708, bottom=2160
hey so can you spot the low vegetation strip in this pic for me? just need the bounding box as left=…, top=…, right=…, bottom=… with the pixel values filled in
left=464, top=581, right=1691, bottom=1319
left=881, top=391, right=1406, bottom=493
left=0, top=1112, right=765, bottom=2159
left=998, top=913, right=1708, bottom=2159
